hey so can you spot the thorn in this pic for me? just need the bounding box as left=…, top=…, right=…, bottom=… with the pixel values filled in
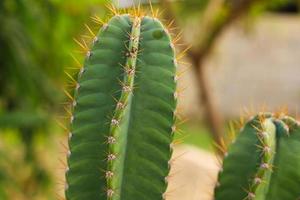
left=167, top=19, right=175, bottom=30
left=73, top=38, right=88, bottom=51
left=111, top=119, right=119, bottom=126
left=75, top=83, right=80, bottom=90
left=63, top=90, right=74, bottom=101
left=213, top=139, right=227, bottom=156
left=68, top=132, right=72, bottom=140
left=107, top=188, right=114, bottom=197
left=79, top=67, right=85, bottom=77
left=107, top=136, right=116, bottom=144
left=260, top=163, right=270, bottom=169
left=116, top=101, right=125, bottom=109
left=125, top=68, right=135, bottom=76
left=254, top=177, right=262, bottom=184
left=174, top=74, right=178, bottom=82
left=58, top=158, right=67, bottom=169
left=55, top=119, right=69, bottom=132
left=102, top=23, right=108, bottom=31
left=64, top=106, right=72, bottom=116
left=172, top=58, right=178, bottom=66
left=122, top=85, right=132, bottom=93
left=176, top=67, right=191, bottom=80
left=67, top=150, right=71, bottom=157
left=91, top=15, right=105, bottom=25
left=86, top=51, right=92, bottom=58
left=105, top=171, right=114, bottom=179
left=69, top=53, right=82, bottom=68
left=107, top=154, right=116, bottom=161
left=84, top=24, right=96, bottom=37
left=176, top=44, right=192, bottom=60
left=70, top=116, right=74, bottom=123
left=247, top=192, right=255, bottom=199
left=174, top=91, right=178, bottom=99
left=64, top=71, right=77, bottom=83
left=60, top=141, right=69, bottom=152
left=171, top=125, right=176, bottom=133
left=259, top=131, right=269, bottom=138
left=93, top=37, right=99, bottom=44
left=149, top=0, right=155, bottom=18
left=106, top=4, right=119, bottom=16
left=263, top=145, right=271, bottom=154
left=164, top=176, right=169, bottom=183
left=172, top=30, right=183, bottom=44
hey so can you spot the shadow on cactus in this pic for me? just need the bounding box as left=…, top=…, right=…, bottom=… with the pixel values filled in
left=215, top=113, right=300, bottom=200
left=64, top=9, right=178, bottom=200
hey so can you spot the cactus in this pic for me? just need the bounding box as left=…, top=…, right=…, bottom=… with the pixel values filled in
left=215, top=113, right=300, bottom=200
left=65, top=13, right=178, bottom=200
left=63, top=6, right=300, bottom=200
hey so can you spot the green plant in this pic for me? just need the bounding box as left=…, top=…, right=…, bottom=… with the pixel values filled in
left=65, top=11, right=177, bottom=200
left=64, top=6, right=300, bottom=200
left=215, top=113, right=300, bottom=200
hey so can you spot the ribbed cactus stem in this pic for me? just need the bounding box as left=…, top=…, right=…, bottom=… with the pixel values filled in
left=215, top=113, right=300, bottom=200
left=65, top=13, right=177, bottom=200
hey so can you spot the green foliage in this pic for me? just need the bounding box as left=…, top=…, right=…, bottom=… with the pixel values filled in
left=215, top=113, right=300, bottom=200
left=0, top=0, right=110, bottom=199
left=174, top=0, right=209, bottom=17
left=65, top=14, right=177, bottom=200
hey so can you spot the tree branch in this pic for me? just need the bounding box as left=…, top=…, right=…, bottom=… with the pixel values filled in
left=160, top=0, right=259, bottom=155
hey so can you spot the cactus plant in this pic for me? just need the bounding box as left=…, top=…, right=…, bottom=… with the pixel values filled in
left=65, top=12, right=178, bottom=200
left=63, top=6, right=300, bottom=200
left=215, top=113, right=300, bottom=200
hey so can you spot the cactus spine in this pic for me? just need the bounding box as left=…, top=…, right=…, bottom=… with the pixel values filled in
left=65, top=13, right=177, bottom=200
left=215, top=113, right=300, bottom=200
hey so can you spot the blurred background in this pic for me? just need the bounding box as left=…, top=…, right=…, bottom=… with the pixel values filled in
left=0, top=0, right=299, bottom=199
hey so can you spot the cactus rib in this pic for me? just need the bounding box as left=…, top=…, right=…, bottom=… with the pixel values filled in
left=266, top=117, right=300, bottom=200
left=106, top=16, right=141, bottom=200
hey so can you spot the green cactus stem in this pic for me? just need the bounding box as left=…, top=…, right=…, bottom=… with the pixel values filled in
left=215, top=113, right=300, bottom=200
left=65, top=14, right=177, bottom=200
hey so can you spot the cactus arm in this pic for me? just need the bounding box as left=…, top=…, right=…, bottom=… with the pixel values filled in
left=215, top=115, right=276, bottom=200
left=266, top=118, right=300, bottom=200
left=65, top=15, right=132, bottom=200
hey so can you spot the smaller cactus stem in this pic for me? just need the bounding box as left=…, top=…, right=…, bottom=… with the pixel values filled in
left=106, top=16, right=141, bottom=200
left=248, top=118, right=276, bottom=199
